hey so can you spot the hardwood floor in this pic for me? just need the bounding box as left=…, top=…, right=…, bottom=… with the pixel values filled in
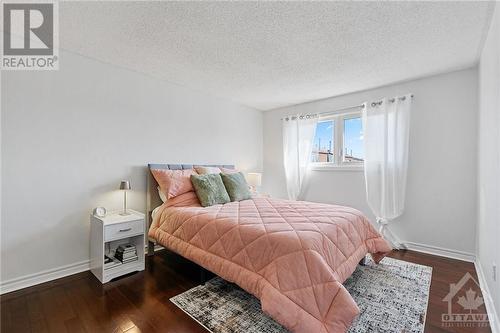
left=1, top=250, right=492, bottom=333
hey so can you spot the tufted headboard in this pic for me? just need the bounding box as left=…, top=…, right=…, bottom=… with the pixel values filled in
left=146, top=163, right=235, bottom=254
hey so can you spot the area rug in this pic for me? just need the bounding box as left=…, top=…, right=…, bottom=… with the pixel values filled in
left=170, top=257, right=432, bottom=333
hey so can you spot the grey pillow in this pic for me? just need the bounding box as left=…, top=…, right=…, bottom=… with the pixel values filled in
left=190, top=174, right=230, bottom=207
left=221, top=172, right=252, bottom=202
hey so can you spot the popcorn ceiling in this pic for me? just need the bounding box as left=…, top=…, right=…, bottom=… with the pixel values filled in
left=60, top=1, right=494, bottom=110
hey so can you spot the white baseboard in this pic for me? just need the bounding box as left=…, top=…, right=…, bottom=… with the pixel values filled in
left=475, top=261, right=499, bottom=333
left=151, top=244, right=164, bottom=252
left=0, top=241, right=479, bottom=296
left=0, top=244, right=165, bottom=295
left=404, top=241, right=476, bottom=262
left=0, top=260, right=90, bottom=295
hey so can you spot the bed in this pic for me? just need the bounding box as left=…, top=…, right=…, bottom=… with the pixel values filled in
left=146, top=164, right=392, bottom=333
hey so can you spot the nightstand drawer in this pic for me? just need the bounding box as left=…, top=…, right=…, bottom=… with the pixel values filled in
left=104, top=220, right=143, bottom=241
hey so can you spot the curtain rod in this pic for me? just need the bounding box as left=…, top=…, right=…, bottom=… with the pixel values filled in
left=281, top=94, right=414, bottom=120
left=318, top=104, right=364, bottom=118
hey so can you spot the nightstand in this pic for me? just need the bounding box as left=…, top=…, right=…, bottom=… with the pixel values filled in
left=90, top=209, right=145, bottom=283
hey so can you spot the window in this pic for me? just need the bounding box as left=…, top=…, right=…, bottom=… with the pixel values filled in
left=343, top=116, right=364, bottom=163
left=312, top=120, right=335, bottom=163
left=311, top=112, right=364, bottom=168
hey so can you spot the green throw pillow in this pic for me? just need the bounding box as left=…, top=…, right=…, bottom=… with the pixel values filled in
left=190, top=173, right=230, bottom=207
left=221, top=172, right=252, bottom=202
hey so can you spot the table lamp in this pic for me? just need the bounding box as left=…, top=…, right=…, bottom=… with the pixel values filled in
left=246, top=173, right=262, bottom=193
left=119, top=180, right=131, bottom=215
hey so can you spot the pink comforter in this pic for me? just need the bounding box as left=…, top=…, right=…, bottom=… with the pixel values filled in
left=149, top=196, right=391, bottom=332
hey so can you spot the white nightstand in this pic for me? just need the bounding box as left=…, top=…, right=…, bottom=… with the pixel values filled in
left=90, top=209, right=145, bottom=283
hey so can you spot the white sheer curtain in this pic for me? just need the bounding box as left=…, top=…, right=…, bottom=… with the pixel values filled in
left=362, top=94, right=412, bottom=249
left=282, top=114, right=318, bottom=200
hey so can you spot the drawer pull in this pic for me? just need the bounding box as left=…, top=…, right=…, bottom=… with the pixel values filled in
left=119, top=228, right=132, bottom=232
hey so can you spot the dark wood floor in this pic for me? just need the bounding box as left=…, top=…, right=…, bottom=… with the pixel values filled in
left=1, top=250, right=492, bottom=333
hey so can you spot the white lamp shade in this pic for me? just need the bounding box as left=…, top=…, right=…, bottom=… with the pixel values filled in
left=246, top=173, right=262, bottom=187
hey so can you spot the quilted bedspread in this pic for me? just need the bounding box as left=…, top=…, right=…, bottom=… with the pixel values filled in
left=149, top=196, right=391, bottom=333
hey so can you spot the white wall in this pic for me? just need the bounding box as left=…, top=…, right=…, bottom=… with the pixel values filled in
left=478, top=3, right=500, bottom=323
left=0, top=50, right=263, bottom=285
left=263, top=68, right=478, bottom=256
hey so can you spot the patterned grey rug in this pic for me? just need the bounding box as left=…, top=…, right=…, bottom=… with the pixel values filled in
left=170, top=257, right=432, bottom=333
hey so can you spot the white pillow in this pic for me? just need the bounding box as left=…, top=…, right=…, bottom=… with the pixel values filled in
left=157, top=186, right=167, bottom=202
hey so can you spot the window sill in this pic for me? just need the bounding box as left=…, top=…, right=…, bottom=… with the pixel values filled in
left=310, top=164, right=364, bottom=172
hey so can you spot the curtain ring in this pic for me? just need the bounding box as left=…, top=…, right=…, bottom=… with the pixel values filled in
left=376, top=217, right=388, bottom=225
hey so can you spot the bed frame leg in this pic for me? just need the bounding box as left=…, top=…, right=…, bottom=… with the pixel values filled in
left=200, top=267, right=207, bottom=285
left=359, top=256, right=367, bottom=266
left=148, top=241, right=155, bottom=256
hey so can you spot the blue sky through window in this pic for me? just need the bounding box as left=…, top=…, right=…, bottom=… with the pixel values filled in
left=313, top=121, right=333, bottom=151
left=312, top=116, right=364, bottom=162
left=344, top=117, right=364, bottom=159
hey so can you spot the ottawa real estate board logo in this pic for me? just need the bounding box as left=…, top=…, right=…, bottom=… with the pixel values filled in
left=1, top=1, right=59, bottom=70
left=442, top=272, right=489, bottom=328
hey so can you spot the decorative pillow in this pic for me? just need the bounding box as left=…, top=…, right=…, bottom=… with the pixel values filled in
left=220, top=172, right=252, bottom=202
left=194, top=166, right=222, bottom=175
left=190, top=174, right=230, bottom=207
left=151, top=168, right=197, bottom=199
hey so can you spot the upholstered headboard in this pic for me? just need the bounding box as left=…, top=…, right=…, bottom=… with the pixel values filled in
left=146, top=163, right=235, bottom=250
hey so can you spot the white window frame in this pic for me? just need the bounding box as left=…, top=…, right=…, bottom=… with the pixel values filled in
left=311, top=110, right=364, bottom=171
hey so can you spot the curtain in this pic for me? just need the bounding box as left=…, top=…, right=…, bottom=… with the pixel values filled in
left=282, top=114, right=318, bottom=200
left=362, top=94, right=412, bottom=249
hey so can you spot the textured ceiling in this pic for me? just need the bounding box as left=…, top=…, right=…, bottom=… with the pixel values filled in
left=60, top=1, right=494, bottom=110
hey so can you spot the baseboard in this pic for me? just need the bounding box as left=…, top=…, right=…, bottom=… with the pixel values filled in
left=152, top=244, right=164, bottom=252
left=0, top=260, right=90, bottom=295
left=404, top=241, right=476, bottom=262
left=0, top=241, right=478, bottom=295
left=475, top=261, right=499, bottom=333
left=145, top=243, right=164, bottom=253
left=0, top=245, right=165, bottom=295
